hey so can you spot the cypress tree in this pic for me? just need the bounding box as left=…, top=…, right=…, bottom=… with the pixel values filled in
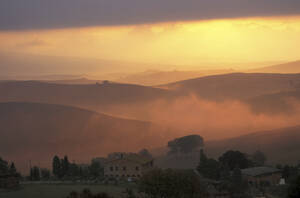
left=9, top=162, right=17, bottom=174
left=62, top=155, right=70, bottom=176
left=52, top=155, right=61, bottom=178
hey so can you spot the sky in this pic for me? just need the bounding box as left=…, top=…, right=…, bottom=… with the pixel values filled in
left=0, top=0, right=300, bottom=71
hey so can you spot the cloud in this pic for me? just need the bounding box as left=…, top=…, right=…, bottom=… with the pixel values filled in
left=0, top=0, right=300, bottom=30
left=15, top=39, right=48, bottom=48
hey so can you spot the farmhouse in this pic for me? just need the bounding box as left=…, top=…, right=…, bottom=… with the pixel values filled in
left=241, top=166, right=282, bottom=186
left=104, top=153, right=154, bottom=179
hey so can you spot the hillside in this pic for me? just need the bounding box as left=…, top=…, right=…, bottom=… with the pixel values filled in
left=116, top=69, right=234, bottom=86
left=44, top=78, right=104, bottom=85
left=1, top=74, right=300, bottom=141
left=155, top=126, right=300, bottom=169
left=0, top=81, right=171, bottom=110
left=248, top=89, right=300, bottom=114
left=2, top=73, right=300, bottom=116
left=250, top=60, right=300, bottom=74
left=162, top=73, right=300, bottom=100
left=206, top=126, right=300, bottom=165
left=0, top=102, right=173, bottom=172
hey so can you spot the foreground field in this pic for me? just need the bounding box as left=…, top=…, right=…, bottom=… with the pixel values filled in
left=1, top=184, right=130, bottom=198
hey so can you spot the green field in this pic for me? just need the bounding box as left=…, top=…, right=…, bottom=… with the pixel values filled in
left=0, top=184, right=131, bottom=198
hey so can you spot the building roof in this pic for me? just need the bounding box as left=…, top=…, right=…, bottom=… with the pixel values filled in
left=241, top=167, right=281, bottom=177
left=92, top=157, right=107, bottom=164
left=105, top=153, right=153, bottom=165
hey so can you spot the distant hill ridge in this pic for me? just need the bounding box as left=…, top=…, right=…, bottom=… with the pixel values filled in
left=2, top=73, right=300, bottom=116
left=162, top=73, right=300, bottom=100
left=155, top=125, right=300, bottom=169
left=249, top=60, right=300, bottom=74
left=206, top=125, right=300, bottom=164
left=0, top=80, right=171, bottom=108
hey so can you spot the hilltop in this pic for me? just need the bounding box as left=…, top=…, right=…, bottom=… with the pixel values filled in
left=250, top=60, right=300, bottom=74
left=162, top=73, right=300, bottom=100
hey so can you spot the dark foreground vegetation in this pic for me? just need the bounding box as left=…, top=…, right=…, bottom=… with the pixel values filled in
left=2, top=152, right=300, bottom=198
left=1, top=135, right=300, bottom=198
left=65, top=188, right=116, bottom=198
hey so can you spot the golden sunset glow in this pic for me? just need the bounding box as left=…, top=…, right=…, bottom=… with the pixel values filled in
left=3, top=0, right=300, bottom=192
left=0, top=16, right=300, bottom=69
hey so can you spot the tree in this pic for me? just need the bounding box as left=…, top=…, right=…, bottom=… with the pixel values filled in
left=79, top=166, right=90, bottom=179
left=89, top=161, right=103, bottom=178
left=52, top=155, right=61, bottom=178
left=220, top=163, right=231, bottom=181
left=0, top=157, right=8, bottom=174
left=8, top=162, right=17, bottom=174
left=252, top=150, right=267, bottom=166
left=138, top=149, right=153, bottom=158
left=0, top=158, right=18, bottom=176
left=168, top=135, right=204, bottom=155
left=229, top=167, right=248, bottom=195
left=41, top=168, right=51, bottom=180
left=30, top=166, right=41, bottom=181
left=69, top=163, right=80, bottom=178
left=199, top=149, right=207, bottom=164
left=139, top=168, right=207, bottom=198
left=288, top=176, right=300, bottom=198
left=231, top=167, right=242, bottom=185
left=282, top=165, right=299, bottom=183
left=197, top=150, right=220, bottom=180
left=219, top=150, right=253, bottom=170
left=62, top=155, right=70, bottom=177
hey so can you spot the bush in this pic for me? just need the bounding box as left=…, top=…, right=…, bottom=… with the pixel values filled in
left=139, top=169, right=207, bottom=198
left=288, top=176, right=300, bottom=198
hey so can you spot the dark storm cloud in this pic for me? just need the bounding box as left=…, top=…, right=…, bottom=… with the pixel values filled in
left=0, top=0, right=300, bottom=30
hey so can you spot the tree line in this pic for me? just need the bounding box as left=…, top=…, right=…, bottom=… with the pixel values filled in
left=0, top=157, right=19, bottom=176
left=197, top=149, right=266, bottom=180
left=29, top=155, right=103, bottom=181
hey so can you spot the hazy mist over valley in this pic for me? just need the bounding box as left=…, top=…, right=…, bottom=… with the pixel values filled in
left=2, top=68, right=300, bottom=172
left=1, top=1, right=300, bottom=197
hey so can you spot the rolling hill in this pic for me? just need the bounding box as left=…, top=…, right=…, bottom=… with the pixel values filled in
left=248, top=89, right=300, bottom=114
left=250, top=60, right=300, bottom=74
left=154, top=126, right=300, bottom=169
left=2, top=73, right=300, bottom=113
left=116, top=69, right=235, bottom=86
left=0, top=80, right=171, bottom=110
left=0, top=102, right=173, bottom=172
left=2, top=73, right=300, bottom=122
left=44, top=78, right=104, bottom=85
left=206, top=126, right=300, bottom=165
left=162, top=73, right=300, bottom=101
